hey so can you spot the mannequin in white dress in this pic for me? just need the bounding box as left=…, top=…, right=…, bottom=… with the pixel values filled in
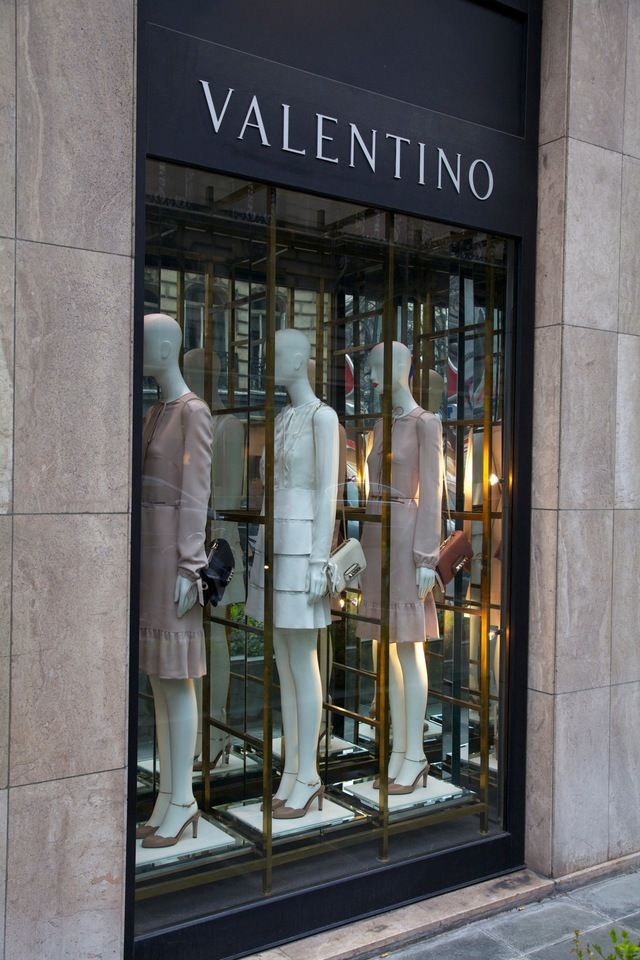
left=245, top=329, right=339, bottom=817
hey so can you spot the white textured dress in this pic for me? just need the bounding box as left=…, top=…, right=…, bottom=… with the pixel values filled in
left=245, top=399, right=338, bottom=629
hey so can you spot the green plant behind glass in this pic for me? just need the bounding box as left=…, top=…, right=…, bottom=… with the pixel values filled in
left=573, top=929, right=640, bottom=959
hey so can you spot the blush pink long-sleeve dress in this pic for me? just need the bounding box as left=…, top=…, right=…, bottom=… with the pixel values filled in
left=139, top=392, right=213, bottom=678
left=357, top=407, right=443, bottom=644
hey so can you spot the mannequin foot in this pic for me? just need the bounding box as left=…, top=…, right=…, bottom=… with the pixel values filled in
left=273, top=769, right=297, bottom=803
left=136, top=790, right=171, bottom=838
left=141, top=800, right=199, bottom=848
left=388, top=757, right=430, bottom=794
left=273, top=778, right=323, bottom=819
left=149, top=797, right=198, bottom=842
left=373, top=750, right=405, bottom=789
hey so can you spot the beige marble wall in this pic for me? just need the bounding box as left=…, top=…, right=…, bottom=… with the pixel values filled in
left=0, top=0, right=135, bottom=957
left=528, top=0, right=640, bottom=877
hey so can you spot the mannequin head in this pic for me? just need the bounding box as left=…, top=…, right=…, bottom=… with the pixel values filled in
left=274, top=329, right=312, bottom=388
left=427, top=369, right=445, bottom=413
left=368, top=341, right=412, bottom=395
left=183, top=348, right=222, bottom=405
left=143, top=313, right=182, bottom=378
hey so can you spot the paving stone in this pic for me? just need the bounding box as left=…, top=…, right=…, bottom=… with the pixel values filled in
left=481, top=900, right=605, bottom=954
left=568, top=874, right=640, bottom=920
left=386, top=927, right=518, bottom=960
left=527, top=922, right=640, bottom=960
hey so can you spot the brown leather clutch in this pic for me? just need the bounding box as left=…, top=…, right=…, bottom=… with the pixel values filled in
left=435, top=530, right=473, bottom=590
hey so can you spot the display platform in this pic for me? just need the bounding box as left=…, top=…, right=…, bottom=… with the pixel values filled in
left=138, top=750, right=259, bottom=783
left=135, top=816, right=238, bottom=870
left=357, top=717, right=443, bottom=744
left=461, top=745, right=499, bottom=773
left=342, top=775, right=469, bottom=812
left=272, top=735, right=366, bottom=760
left=224, top=795, right=358, bottom=838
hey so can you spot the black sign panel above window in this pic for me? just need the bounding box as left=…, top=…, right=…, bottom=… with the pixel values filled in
left=144, top=25, right=532, bottom=235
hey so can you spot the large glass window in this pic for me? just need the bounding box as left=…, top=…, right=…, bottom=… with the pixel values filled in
left=135, top=159, right=513, bottom=921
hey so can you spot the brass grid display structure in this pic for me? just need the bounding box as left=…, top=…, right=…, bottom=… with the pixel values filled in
left=137, top=180, right=508, bottom=900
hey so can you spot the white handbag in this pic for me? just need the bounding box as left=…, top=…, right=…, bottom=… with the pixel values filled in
left=325, top=535, right=367, bottom=596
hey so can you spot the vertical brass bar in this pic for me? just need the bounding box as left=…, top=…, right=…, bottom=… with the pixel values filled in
left=202, top=263, right=215, bottom=811
left=377, top=211, right=394, bottom=861
left=315, top=281, right=325, bottom=398
left=228, top=275, right=236, bottom=408
left=262, top=186, right=277, bottom=892
left=412, top=292, right=422, bottom=403
left=176, top=260, right=185, bottom=368
left=480, top=250, right=495, bottom=834
left=287, top=285, right=295, bottom=329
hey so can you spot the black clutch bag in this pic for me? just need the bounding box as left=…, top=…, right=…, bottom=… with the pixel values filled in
left=199, top=538, right=235, bottom=607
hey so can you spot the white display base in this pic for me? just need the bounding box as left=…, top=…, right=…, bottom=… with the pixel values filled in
left=135, top=817, right=236, bottom=869
left=462, top=745, right=499, bottom=773
left=358, top=718, right=442, bottom=744
left=272, top=735, right=361, bottom=760
left=225, top=796, right=356, bottom=838
left=138, top=751, right=259, bottom=782
left=343, top=775, right=467, bottom=812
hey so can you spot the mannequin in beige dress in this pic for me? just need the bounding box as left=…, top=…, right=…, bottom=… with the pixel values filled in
left=137, top=314, right=213, bottom=847
left=360, top=342, right=442, bottom=793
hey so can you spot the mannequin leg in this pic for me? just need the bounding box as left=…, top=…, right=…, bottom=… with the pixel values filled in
left=279, top=628, right=323, bottom=812
left=153, top=678, right=198, bottom=838
left=318, top=628, right=333, bottom=742
left=210, top=619, right=231, bottom=760
left=369, top=638, right=378, bottom=717
left=393, top=642, right=429, bottom=788
left=145, top=676, right=172, bottom=827
left=273, top=628, right=299, bottom=801
left=387, top=643, right=407, bottom=780
left=194, top=618, right=232, bottom=767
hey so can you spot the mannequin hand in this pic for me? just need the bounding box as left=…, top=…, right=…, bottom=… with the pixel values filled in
left=416, top=567, right=436, bottom=600
left=306, top=562, right=328, bottom=604
left=174, top=573, right=198, bottom=618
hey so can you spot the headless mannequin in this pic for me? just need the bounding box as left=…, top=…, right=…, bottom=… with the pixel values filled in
left=184, top=349, right=246, bottom=767
left=270, top=330, right=339, bottom=815
left=141, top=314, right=202, bottom=841
left=366, top=342, right=436, bottom=789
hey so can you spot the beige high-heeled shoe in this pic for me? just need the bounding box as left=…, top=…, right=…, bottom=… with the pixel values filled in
left=272, top=779, right=324, bottom=820
left=261, top=770, right=296, bottom=811
left=141, top=801, right=200, bottom=848
left=373, top=751, right=404, bottom=790
left=387, top=759, right=430, bottom=795
left=135, top=791, right=170, bottom=839
left=193, top=744, right=230, bottom=773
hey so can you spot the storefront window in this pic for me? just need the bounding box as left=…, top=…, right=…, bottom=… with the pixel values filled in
left=135, top=159, right=512, bottom=917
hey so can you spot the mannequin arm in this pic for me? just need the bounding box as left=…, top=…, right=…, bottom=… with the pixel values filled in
left=416, top=567, right=436, bottom=600
left=307, top=405, right=340, bottom=602
left=176, top=399, right=213, bottom=579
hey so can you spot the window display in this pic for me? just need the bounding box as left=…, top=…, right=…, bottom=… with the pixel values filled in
left=135, top=159, right=512, bottom=913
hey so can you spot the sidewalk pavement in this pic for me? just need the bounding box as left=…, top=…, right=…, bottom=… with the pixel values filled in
left=375, top=869, right=640, bottom=960
left=251, top=858, right=640, bottom=960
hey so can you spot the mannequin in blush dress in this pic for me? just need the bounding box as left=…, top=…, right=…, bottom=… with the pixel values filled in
left=246, top=329, right=339, bottom=818
left=357, top=342, right=443, bottom=794
left=137, top=314, right=213, bottom=848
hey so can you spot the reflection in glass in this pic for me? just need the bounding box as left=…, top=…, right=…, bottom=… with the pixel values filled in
left=136, top=160, right=512, bottom=913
